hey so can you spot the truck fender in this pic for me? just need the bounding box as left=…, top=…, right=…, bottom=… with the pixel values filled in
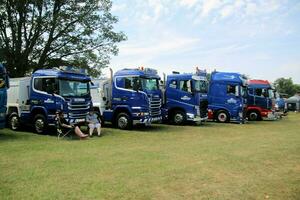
left=30, top=107, right=47, bottom=121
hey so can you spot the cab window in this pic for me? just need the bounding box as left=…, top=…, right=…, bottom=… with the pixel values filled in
left=227, top=85, right=236, bottom=95
left=179, top=80, right=192, bottom=93
left=34, top=78, right=57, bottom=94
left=124, top=77, right=141, bottom=90
left=254, top=88, right=268, bottom=97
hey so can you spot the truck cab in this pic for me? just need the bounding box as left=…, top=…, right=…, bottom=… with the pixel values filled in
left=0, top=64, right=9, bottom=129
left=162, top=69, right=208, bottom=125
left=246, top=80, right=277, bottom=121
left=91, top=67, right=162, bottom=130
left=7, top=67, right=91, bottom=133
left=208, top=71, right=248, bottom=123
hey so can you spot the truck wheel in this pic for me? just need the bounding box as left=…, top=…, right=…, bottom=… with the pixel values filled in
left=216, top=110, right=229, bottom=123
left=8, top=113, right=20, bottom=131
left=33, top=114, right=47, bottom=134
left=248, top=111, right=259, bottom=121
left=172, top=110, right=186, bottom=125
left=116, top=113, right=132, bottom=130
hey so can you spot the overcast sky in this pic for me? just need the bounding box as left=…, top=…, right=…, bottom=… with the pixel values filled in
left=106, top=0, right=300, bottom=83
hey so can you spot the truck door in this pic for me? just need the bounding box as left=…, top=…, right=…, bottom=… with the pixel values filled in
left=225, top=84, right=241, bottom=117
left=253, top=88, right=268, bottom=109
left=177, top=80, right=195, bottom=112
left=114, top=76, right=145, bottom=109
left=31, top=77, right=58, bottom=120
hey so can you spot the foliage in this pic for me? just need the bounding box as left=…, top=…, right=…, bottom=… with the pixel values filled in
left=0, top=0, right=126, bottom=77
left=274, top=78, right=300, bottom=97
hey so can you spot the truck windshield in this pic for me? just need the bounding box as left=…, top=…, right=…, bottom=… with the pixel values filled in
left=141, top=78, right=159, bottom=91
left=194, top=80, right=208, bottom=93
left=59, top=80, right=89, bottom=97
left=268, top=89, right=275, bottom=99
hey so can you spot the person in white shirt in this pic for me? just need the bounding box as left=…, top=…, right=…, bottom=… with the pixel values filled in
left=86, top=109, right=101, bottom=137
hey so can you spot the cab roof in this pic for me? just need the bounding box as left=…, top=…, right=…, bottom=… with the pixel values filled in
left=114, top=68, right=160, bottom=79
left=167, top=73, right=207, bottom=81
left=248, top=79, right=272, bottom=89
left=211, top=71, right=247, bottom=85
left=32, top=68, right=91, bottom=82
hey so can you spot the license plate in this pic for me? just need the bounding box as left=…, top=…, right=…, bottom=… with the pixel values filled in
left=75, top=118, right=85, bottom=123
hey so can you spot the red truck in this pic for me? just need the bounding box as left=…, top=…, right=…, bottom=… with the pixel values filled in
left=246, top=80, right=278, bottom=121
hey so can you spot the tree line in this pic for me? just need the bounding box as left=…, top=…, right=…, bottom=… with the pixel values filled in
left=0, top=0, right=126, bottom=78
left=274, top=78, right=300, bottom=97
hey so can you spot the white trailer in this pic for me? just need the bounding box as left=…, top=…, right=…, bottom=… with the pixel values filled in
left=90, top=78, right=112, bottom=118
left=6, top=77, right=31, bottom=129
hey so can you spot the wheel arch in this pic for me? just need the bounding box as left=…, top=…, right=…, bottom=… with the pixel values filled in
left=31, top=107, right=47, bottom=121
left=213, top=108, right=231, bottom=120
left=112, top=107, right=131, bottom=124
left=168, top=107, right=186, bottom=117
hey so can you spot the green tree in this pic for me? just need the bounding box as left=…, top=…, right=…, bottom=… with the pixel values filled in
left=274, top=78, right=299, bottom=97
left=0, top=0, right=126, bottom=77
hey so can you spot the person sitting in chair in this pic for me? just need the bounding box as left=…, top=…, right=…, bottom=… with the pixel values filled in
left=56, top=111, right=88, bottom=139
left=86, top=109, right=101, bottom=137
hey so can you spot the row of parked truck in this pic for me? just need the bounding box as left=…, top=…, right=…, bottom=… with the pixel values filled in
left=0, top=65, right=287, bottom=133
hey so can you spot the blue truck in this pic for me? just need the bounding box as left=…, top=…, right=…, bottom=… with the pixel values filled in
left=0, top=64, right=9, bottom=129
left=91, top=67, right=162, bottom=129
left=275, top=91, right=287, bottom=116
left=246, top=79, right=277, bottom=121
left=6, top=67, right=92, bottom=133
left=208, top=71, right=248, bottom=123
left=161, top=68, right=208, bottom=125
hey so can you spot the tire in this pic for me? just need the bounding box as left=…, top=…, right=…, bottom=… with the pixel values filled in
left=216, top=110, right=229, bottom=123
left=33, top=114, right=47, bottom=134
left=247, top=111, right=260, bottom=121
left=172, top=110, right=186, bottom=125
left=8, top=113, right=20, bottom=131
left=116, top=113, right=132, bottom=130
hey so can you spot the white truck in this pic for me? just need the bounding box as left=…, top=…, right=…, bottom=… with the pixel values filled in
left=6, top=78, right=31, bottom=130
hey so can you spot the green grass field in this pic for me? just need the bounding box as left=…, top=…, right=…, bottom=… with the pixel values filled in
left=0, top=114, right=299, bottom=200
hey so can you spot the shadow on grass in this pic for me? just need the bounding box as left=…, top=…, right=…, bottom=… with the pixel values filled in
left=0, top=128, right=34, bottom=141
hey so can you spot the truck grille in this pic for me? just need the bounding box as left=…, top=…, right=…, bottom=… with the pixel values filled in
left=68, top=102, right=90, bottom=119
left=149, top=97, right=161, bottom=116
left=200, top=99, right=208, bottom=118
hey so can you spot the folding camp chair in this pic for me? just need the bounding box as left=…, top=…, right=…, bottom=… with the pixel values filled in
left=56, top=116, right=73, bottom=140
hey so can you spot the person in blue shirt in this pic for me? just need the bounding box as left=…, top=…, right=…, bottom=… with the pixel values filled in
left=86, top=109, right=101, bottom=137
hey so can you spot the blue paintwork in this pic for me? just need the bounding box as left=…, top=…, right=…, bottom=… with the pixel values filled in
left=19, top=67, right=92, bottom=127
left=103, top=68, right=162, bottom=125
left=276, top=96, right=286, bottom=112
left=163, top=71, right=208, bottom=123
left=0, top=64, right=9, bottom=128
left=208, top=71, right=247, bottom=123
left=247, top=82, right=274, bottom=111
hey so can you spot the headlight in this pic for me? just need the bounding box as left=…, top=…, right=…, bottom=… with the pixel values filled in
left=137, top=112, right=149, bottom=117
left=275, top=104, right=279, bottom=109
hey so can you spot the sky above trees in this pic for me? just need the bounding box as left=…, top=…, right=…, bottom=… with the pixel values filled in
left=107, top=0, right=300, bottom=83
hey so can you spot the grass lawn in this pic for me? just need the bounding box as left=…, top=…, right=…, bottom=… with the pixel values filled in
left=0, top=114, right=299, bottom=200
